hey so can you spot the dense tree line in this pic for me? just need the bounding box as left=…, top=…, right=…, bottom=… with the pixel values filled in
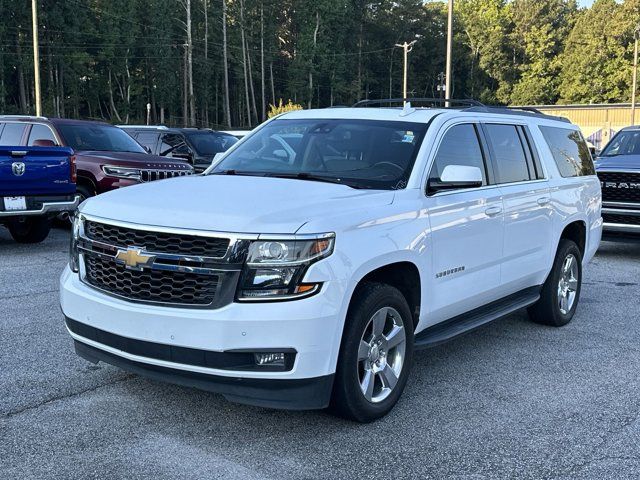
left=1, top=0, right=639, bottom=128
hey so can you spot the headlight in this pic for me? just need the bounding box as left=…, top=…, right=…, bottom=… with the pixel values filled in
left=238, top=235, right=334, bottom=300
left=101, top=165, right=142, bottom=181
left=69, top=213, right=81, bottom=273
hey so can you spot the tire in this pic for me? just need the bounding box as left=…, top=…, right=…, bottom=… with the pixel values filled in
left=8, top=217, right=52, bottom=244
left=528, top=239, right=582, bottom=327
left=330, top=282, right=414, bottom=423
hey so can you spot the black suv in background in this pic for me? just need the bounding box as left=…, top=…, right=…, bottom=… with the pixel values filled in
left=121, top=126, right=238, bottom=172
left=594, top=125, right=640, bottom=237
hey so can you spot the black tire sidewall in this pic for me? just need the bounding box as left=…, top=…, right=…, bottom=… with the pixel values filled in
left=552, top=241, right=583, bottom=322
left=332, top=283, right=415, bottom=422
left=8, top=217, right=51, bottom=243
left=532, top=239, right=583, bottom=327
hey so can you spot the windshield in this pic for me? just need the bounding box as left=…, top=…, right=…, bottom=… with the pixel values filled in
left=600, top=130, right=640, bottom=157
left=58, top=124, right=147, bottom=153
left=209, top=119, right=427, bottom=189
left=186, top=132, right=238, bottom=156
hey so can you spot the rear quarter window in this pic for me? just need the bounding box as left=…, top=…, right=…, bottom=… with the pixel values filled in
left=539, top=126, right=596, bottom=177
left=0, top=123, right=27, bottom=146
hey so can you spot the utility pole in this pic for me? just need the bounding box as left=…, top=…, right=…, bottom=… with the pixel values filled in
left=31, top=0, right=42, bottom=116
left=395, top=40, right=417, bottom=104
left=632, top=25, right=640, bottom=125
left=445, top=0, right=454, bottom=107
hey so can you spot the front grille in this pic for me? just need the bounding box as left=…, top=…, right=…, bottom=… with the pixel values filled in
left=85, top=220, right=229, bottom=257
left=603, top=213, right=640, bottom=226
left=141, top=170, right=192, bottom=182
left=597, top=171, right=640, bottom=203
left=84, top=253, right=219, bottom=306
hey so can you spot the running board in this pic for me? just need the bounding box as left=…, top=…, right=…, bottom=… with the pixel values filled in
left=414, top=287, right=541, bottom=350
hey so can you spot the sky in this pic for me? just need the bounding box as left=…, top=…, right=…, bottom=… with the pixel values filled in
left=578, top=0, right=594, bottom=6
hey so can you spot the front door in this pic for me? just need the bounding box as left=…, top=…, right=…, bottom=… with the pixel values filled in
left=425, top=123, right=505, bottom=325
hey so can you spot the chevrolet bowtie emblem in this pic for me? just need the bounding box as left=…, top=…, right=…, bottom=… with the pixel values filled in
left=114, top=246, right=155, bottom=271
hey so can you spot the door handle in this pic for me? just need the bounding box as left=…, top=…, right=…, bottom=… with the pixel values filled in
left=537, top=197, right=550, bottom=206
left=485, top=206, right=502, bottom=217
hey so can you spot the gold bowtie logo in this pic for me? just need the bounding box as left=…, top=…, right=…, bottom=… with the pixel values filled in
left=114, top=247, right=155, bottom=271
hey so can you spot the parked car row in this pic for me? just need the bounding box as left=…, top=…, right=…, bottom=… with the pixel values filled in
left=1, top=116, right=241, bottom=242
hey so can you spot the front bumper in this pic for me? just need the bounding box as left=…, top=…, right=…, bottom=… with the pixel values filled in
left=73, top=337, right=333, bottom=410
left=602, top=205, right=640, bottom=234
left=0, top=195, right=80, bottom=217
left=60, top=266, right=347, bottom=408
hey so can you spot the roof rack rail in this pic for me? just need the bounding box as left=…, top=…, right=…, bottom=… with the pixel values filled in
left=352, top=98, right=484, bottom=108
left=117, top=124, right=169, bottom=129
left=464, top=106, right=571, bottom=123
left=0, top=114, right=48, bottom=120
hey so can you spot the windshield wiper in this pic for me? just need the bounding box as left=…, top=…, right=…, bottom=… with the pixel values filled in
left=265, top=172, right=353, bottom=186
left=211, top=169, right=267, bottom=177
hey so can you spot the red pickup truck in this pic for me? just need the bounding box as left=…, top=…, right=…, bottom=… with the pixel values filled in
left=0, top=116, right=194, bottom=204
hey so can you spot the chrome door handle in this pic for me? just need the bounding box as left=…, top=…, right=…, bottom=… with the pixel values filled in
left=485, top=206, right=503, bottom=217
left=537, top=197, right=550, bottom=206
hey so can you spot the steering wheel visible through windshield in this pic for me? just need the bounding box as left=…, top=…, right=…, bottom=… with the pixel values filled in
left=209, top=119, right=427, bottom=189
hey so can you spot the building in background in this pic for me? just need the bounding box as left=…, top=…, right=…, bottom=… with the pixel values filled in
left=522, top=104, right=634, bottom=150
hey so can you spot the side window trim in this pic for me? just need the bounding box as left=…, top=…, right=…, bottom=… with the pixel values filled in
left=515, top=126, right=537, bottom=180
left=425, top=121, right=493, bottom=194
left=480, top=122, right=534, bottom=185
left=520, top=125, right=545, bottom=179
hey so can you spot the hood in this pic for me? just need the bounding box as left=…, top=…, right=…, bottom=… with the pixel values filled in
left=80, top=174, right=395, bottom=234
left=76, top=150, right=192, bottom=170
left=595, top=155, right=640, bottom=171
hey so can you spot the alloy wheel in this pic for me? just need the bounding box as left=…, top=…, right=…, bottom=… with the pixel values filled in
left=357, top=306, right=407, bottom=403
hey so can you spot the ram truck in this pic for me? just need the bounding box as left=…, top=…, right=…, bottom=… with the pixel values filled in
left=594, top=125, right=640, bottom=237
left=1, top=146, right=78, bottom=243
left=61, top=101, right=602, bottom=422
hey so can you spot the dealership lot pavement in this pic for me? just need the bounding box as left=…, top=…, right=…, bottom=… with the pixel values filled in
left=2, top=227, right=640, bottom=479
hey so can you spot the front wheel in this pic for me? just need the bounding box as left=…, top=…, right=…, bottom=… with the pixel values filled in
left=528, top=239, right=582, bottom=327
left=8, top=217, right=52, bottom=243
left=330, top=282, right=414, bottom=422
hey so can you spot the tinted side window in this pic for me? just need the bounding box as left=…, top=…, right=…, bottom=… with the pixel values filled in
left=0, top=123, right=27, bottom=146
left=484, top=124, right=531, bottom=184
left=27, top=124, right=58, bottom=145
left=540, top=126, right=596, bottom=177
left=135, top=132, right=160, bottom=152
left=429, top=124, right=487, bottom=185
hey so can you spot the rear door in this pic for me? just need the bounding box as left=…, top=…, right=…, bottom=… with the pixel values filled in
left=482, top=123, right=552, bottom=293
left=425, top=122, right=505, bottom=323
left=0, top=146, right=75, bottom=196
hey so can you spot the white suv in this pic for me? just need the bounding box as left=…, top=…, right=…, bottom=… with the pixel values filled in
left=60, top=101, right=602, bottom=422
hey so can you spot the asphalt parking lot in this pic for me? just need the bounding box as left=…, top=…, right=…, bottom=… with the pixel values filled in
left=1, top=227, right=640, bottom=479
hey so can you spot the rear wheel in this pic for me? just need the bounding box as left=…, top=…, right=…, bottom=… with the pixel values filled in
left=528, top=239, right=582, bottom=327
left=8, top=217, right=52, bottom=243
left=330, top=282, right=414, bottom=422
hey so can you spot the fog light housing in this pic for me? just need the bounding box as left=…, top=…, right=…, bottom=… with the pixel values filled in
left=254, top=352, right=286, bottom=367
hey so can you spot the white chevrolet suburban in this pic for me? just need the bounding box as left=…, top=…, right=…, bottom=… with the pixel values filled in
left=60, top=100, right=602, bottom=422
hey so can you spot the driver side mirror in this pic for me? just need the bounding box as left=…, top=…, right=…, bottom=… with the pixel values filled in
left=427, top=165, right=483, bottom=195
